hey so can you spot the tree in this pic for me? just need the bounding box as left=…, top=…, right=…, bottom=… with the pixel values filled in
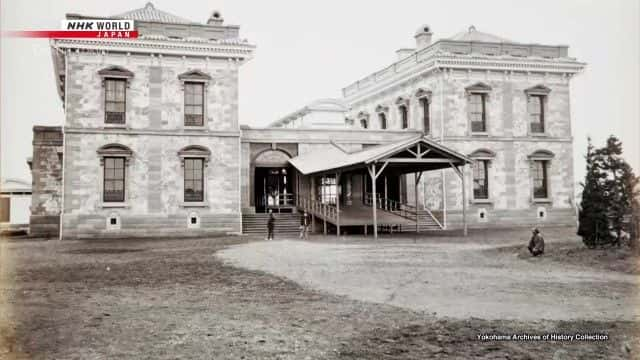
left=577, top=138, right=610, bottom=247
left=578, top=135, right=640, bottom=248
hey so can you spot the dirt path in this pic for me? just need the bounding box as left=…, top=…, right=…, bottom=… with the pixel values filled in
left=218, top=237, right=639, bottom=321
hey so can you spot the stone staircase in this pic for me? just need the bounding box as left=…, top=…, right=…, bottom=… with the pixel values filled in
left=242, top=213, right=301, bottom=236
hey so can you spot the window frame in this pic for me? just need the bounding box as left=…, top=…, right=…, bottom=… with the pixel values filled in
left=465, top=82, right=492, bottom=135
left=97, top=144, right=133, bottom=208
left=104, top=78, right=127, bottom=125
left=532, top=160, right=549, bottom=200
left=178, top=70, right=211, bottom=129
left=375, top=105, right=389, bottom=130
left=399, top=104, right=409, bottom=129
left=415, top=89, right=432, bottom=135
left=183, top=82, right=205, bottom=127
left=468, top=149, right=496, bottom=203
left=528, top=149, right=554, bottom=203
left=178, top=145, right=211, bottom=207
left=472, top=159, right=489, bottom=200
left=525, top=85, right=552, bottom=136
left=98, top=66, right=133, bottom=127
left=183, top=157, right=205, bottom=203
left=103, top=157, right=126, bottom=203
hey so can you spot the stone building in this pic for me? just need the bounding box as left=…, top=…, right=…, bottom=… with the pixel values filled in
left=38, top=3, right=585, bottom=239
left=29, top=126, right=63, bottom=236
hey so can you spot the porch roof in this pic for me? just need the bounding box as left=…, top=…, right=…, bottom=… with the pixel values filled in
left=288, top=135, right=472, bottom=175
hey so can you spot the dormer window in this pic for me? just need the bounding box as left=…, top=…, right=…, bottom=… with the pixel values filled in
left=466, top=82, right=492, bottom=134
left=178, top=70, right=211, bottom=128
left=98, top=66, right=134, bottom=125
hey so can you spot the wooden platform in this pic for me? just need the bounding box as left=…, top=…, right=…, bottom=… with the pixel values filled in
left=315, top=204, right=416, bottom=227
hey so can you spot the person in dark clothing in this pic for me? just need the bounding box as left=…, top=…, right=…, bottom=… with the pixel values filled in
left=267, top=210, right=275, bottom=241
left=299, top=211, right=310, bottom=240
left=528, top=228, right=545, bottom=256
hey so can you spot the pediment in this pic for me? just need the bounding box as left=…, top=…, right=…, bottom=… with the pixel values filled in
left=178, top=70, right=212, bottom=81
left=97, top=65, right=134, bottom=78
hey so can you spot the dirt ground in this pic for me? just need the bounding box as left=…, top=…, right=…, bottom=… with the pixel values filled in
left=1, top=228, right=638, bottom=359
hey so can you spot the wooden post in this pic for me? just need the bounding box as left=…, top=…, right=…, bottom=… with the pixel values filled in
left=462, top=165, right=468, bottom=236
left=415, top=172, right=423, bottom=233
left=384, top=176, right=388, bottom=210
left=336, top=172, right=341, bottom=237
left=311, top=176, right=316, bottom=232
left=370, top=164, right=378, bottom=239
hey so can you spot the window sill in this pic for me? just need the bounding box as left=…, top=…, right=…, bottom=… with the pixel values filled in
left=532, top=198, right=552, bottom=204
left=181, top=201, right=209, bottom=208
left=183, top=126, right=207, bottom=131
left=103, top=124, right=128, bottom=130
left=101, top=202, right=129, bottom=208
left=471, top=199, right=492, bottom=204
left=471, top=132, right=489, bottom=137
left=530, top=132, right=548, bottom=137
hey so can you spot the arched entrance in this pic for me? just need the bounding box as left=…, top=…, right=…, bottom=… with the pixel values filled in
left=253, top=150, right=295, bottom=213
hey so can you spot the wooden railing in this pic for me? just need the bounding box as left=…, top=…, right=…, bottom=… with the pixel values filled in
left=297, top=196, right=338, bottom=221
left=262, top=193, right=295, bottom=208
left=364, top=192, right=444, bottom=229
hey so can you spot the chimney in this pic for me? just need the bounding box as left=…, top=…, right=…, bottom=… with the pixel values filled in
left=414, top=24, right=433, bottom=50
left=395, top=48, right=415, bottom=60
left=207, top=10, right=224, bottom=25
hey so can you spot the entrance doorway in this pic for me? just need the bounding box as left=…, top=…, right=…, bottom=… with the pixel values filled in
left=255, top=167, right=294, bottom=213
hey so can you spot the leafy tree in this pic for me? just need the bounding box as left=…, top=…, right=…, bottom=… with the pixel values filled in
left=577, top=138, right=609, bottom=247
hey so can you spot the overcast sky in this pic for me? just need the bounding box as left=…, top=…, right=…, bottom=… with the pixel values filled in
left=1, top=0, right=638, bottom=185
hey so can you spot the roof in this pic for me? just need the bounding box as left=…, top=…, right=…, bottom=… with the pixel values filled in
left=1, top=178, right=32, bottom=194
left=448, top=26, right=513, bottom=43
left=112, top=2, right=195, bottom=24
left=269, top=98, right=348, bottom=127
left=288, top=135, right=471, bottom=175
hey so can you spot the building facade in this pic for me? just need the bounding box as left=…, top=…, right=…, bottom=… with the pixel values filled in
left=38, top=4, right=585, bottom=239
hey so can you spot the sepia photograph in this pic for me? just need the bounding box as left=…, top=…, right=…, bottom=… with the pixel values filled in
left=1, top=0, right=638, bottom=358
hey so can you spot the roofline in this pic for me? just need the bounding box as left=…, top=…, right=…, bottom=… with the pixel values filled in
left=65, top=13, right=242, bottom=30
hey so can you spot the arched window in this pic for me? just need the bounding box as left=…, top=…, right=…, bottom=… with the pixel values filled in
left=375, top=105, right=388, bottom=130
left=415, top=89, right=432, bottom=134
left=396, top=97, right=409, bottom=129
left=97, top=144, right=133, bottom=205
left=178, top=145, right=211, bottom=204
left=357, top=111, right=369, bottom=129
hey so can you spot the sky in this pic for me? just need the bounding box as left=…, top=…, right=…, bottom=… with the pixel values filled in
left=1, top=0, right=638, bottom=186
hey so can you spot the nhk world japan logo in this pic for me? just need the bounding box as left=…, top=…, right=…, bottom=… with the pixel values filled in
left=5, top=19, right=138, bottom=39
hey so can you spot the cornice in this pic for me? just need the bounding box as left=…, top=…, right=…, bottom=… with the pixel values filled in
left=343, top=52, right=585, bottom=105
left=52, top=37, right=255, bottom=59
left=64, top=127, right=241, bottom=137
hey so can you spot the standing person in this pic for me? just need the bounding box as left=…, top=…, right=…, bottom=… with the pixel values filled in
left=267, top=210, right=275, bottom=241
left=528, top=228, right=545, bottom=256
left=300, top=210, right=310, bottom=240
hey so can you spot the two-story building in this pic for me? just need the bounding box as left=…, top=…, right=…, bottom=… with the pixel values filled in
left=37, top=3, right=585, bottom=239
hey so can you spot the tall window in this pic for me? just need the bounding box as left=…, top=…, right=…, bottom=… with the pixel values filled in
left=532, top=160, right=548, bottom=199
left=469, top=94, right=487, bottom=133
left=378, top=113, right=387, bottom=129
left=184, top=82, right=204, bottom=126
left=317, top=175, right=337, bottom=205
left=103, top=157, right=125, bottom=202
left=399, top=105, right=408, bottom=129
left=184, top=158, right=204, bottom=202
left=473, top=160, right=489, bottom=199
left=420, top=97, right=430, bottom=134
left=528, top=95, right=545, bottom=133
left=360, top=118, right=368, bottom=129
left=105, top=79, right=126, bottom=124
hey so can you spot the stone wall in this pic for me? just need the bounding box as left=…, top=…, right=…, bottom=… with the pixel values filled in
left=30, top=126, right=63, bottom=237
left=60, top=52, right=242, bottom=239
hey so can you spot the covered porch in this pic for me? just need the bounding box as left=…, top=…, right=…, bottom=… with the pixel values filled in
left=289, top=135, right=472, bottom=238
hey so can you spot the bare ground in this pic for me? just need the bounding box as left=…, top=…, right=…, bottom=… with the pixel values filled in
left=0, top=229, right=638, bottom=359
